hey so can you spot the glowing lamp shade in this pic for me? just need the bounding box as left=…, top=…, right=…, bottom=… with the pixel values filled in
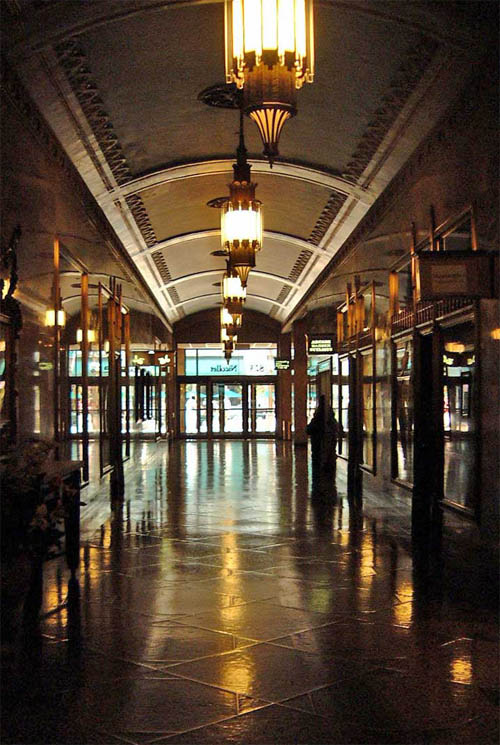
left=226, top=0, right=314, bottom=89
left=221, top=327, right=238, bottom=344
left=220, top=305, right=242, bottom=339
left=221, top=200, right=262, bottom=287
left=222, top=268, right=247, bottom=317
left=45, top=309, right=66, bottom=327
left=225, top=0, right=314, bottom=164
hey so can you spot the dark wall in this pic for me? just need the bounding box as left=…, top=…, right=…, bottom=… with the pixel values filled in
left=174, top=308, right=281, bottom=345
left=1, top=69, right=171, bottom=443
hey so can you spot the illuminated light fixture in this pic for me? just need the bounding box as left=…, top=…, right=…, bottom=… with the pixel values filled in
left=76, top=328, right=96, bottom=343
left=444, top=342, right=466, bottom=353
left=222, top=262, right=246, bottom=318
left=210, top=114, right=262, bottom=287
left=220, top=324, right=238, bottom=362
left=222, top=267, right=247, bottom=308
left=220, top=305, right=242, bottom=339
left=225, top=0, right=314, bottom=165
left=45, top=309, right=66, bottom=327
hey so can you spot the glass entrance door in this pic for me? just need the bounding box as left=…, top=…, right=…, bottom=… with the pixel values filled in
left=248, top=384, right=276, bottom=433
left=179, top=380, right=276, bottom=437
left=180, top=382, right=207, bottom=434
left=221, top=384, right=243, bottom=433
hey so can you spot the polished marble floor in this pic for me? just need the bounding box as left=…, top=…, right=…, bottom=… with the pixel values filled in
left=2, top=441, right=499, bottom=744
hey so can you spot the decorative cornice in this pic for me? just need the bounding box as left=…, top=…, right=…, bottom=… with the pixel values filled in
left=125, top=195, right=157, bottom=248
left=288, top=54, right=496, bottom=327
left=307, top=36, right=439, bottom=247
left=54, top=39, right=131, bottom=186
left=308, top=192, right=348, bottom=247
left=1, top=56, right=170, bottom=328
left=54, top=40, right=159, bottom=250
left=275, top=247, right=313, bottom=312
left=343, top=37, right=439, bottom=181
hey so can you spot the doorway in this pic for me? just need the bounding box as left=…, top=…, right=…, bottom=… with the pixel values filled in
left=178, top=380, right=276, bottom=437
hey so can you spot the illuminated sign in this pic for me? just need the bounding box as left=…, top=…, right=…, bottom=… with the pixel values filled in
left=308, top=336, right=335, bottom=355
left=275, top=359, right=290, bottom=370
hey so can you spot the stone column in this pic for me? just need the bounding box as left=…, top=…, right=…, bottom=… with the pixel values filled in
left=293, top=319, right=308, bottom=446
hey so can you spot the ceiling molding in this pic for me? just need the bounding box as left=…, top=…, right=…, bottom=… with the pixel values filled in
left=169, top=292, right=288, bottom=311
left=100, top=160, right=374, bottom=206
left=131, top=230, right=324, bottom=260
left=159, top=269, right=300, bottom=292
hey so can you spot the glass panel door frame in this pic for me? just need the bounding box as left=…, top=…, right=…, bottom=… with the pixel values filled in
left=177, top=376, right=276, bottom=438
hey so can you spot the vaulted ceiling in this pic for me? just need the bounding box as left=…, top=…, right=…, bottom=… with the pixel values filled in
left=3, top=0, right=492, bottom=332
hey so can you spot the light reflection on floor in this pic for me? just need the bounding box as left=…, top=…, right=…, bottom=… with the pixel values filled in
left=2, top=440, right=498, bottom=745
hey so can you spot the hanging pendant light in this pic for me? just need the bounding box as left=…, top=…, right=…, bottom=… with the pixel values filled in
left=225, top=0, right=314, bottom=166
left=220, top=325, right=237, bottom=361
left=209, top=116, right=262, bottom=287
left=220, top=305, right=242, bottom=339
left=222, top=262, right=246, bottom=316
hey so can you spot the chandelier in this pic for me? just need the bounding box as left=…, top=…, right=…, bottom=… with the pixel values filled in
left=225, top=0, right=314, bottom=165
left=209, top=114, right=262, bottom=287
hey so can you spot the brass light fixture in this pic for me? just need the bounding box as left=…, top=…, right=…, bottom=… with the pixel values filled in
left=220, top=304, right=241, bottom=339
left=225, top=0, right=314, bottom=166
left=222, top=262, right=246, bottom=316
left=220, top=326, right=237, bottom=361
left=209, top=116, right=262, bottom=287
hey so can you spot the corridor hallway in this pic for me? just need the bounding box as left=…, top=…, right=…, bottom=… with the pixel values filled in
left=3, top=441, right=498, bottom=745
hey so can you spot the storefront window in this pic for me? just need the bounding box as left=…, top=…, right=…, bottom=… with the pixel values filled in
left=339, top=357, right=349, bottom=456
left=361, top=351, right=374, bottom=468
left=442, top=321, right=476, bottom=511
left=307, top=381, right=317, bottom=422
left=394, top=339, right=413, bottom=484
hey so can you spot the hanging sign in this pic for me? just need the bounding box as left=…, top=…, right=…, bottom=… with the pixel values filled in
left=416, top=252, right=494, bottom=300
left=275, top=359, right=290, bottom=370
left=307, top=335, right=335, bottom=355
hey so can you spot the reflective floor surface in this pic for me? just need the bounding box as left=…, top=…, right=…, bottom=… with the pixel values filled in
left=2, top=441, right=499, bottom=744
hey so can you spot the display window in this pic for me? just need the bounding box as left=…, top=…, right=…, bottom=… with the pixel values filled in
left=442, top=320, right=477, bottom=512
left=360, top=350, right=375, bottom=469
left=393, top=338, right=414, bottom=485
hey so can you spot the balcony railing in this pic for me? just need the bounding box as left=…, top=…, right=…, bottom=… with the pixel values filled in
left=391, top=297, right=474, bottom=334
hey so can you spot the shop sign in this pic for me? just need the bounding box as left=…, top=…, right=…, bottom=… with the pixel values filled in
left=275, top=359, right=290, bottom=370
left=307, top=335, right=335, bottom=355
left=416, top=252, right=494, bottom=300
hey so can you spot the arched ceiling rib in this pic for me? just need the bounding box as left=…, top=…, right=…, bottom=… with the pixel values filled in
left=3, top=0, right=489, bottom=328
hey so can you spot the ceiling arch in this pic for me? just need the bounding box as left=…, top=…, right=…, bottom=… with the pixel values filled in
left=3, top=0, right=490, bottom=329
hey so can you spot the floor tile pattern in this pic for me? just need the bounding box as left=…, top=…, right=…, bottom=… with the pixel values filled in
left=2, top=441, right=498, bottom=744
